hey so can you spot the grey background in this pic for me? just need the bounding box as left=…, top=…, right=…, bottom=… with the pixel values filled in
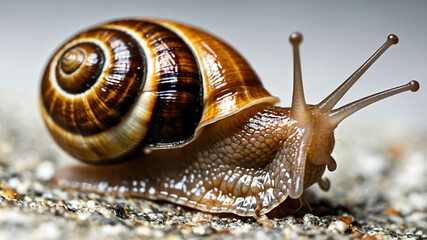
left=1, top=0, right=426, bottom=134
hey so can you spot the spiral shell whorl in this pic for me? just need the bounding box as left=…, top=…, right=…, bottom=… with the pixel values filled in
left=41, top=26, right=150, bottom=161
left=60, top=47, right=85, bottom=74
left=56, top=43, right=105, bottom=94
left=42, top=28, right=146, bottom=136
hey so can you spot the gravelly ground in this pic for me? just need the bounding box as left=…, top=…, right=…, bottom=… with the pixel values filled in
left=0, top=93, right=426, bottom=240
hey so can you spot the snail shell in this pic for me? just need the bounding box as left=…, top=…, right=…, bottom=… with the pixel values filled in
left=41, top=19, right=419, bottom=217
left=40, top=19, right=278, bottom=162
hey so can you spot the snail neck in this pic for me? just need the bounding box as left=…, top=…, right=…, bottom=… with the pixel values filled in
left=304, top=106, right=337, bottom=172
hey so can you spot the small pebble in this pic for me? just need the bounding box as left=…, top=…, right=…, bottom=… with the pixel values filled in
left=328, top=220, right=349, bottom=233
left=340, top=216, right=352, bottom=225
left=86, top=200, right=96, bottom=209
left=35, top=161, right=55, bottom=181
left=192, top=225, right=207, bottom=235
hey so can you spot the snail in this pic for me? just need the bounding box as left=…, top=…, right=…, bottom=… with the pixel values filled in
left=40, top=19, right=419, bottom=217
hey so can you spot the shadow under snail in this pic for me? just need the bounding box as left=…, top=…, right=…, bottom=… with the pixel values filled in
left=40, top=19, right=420, bottom=217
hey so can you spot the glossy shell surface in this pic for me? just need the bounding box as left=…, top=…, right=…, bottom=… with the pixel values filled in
left=40, top=19, right=278, bottom=162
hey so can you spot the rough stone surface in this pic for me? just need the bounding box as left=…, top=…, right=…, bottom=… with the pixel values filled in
left=0, top=92, right=425, bottom=239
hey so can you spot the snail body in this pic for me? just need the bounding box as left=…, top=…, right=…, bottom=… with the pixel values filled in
left=41, top=19, right=419, bottom=217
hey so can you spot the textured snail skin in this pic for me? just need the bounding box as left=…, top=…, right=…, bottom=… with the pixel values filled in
left=53, top=104, right=331, bottom=216
left=43, top=19, right=419, bottom=217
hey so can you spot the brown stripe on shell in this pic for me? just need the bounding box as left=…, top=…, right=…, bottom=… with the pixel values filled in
left=154, top=20, right=279, bottom=130
left=39, top=92, right=156, bottom=162
left=41, top=28, right=146, bottom=135
left=105, top=20, right=203, bottom=146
